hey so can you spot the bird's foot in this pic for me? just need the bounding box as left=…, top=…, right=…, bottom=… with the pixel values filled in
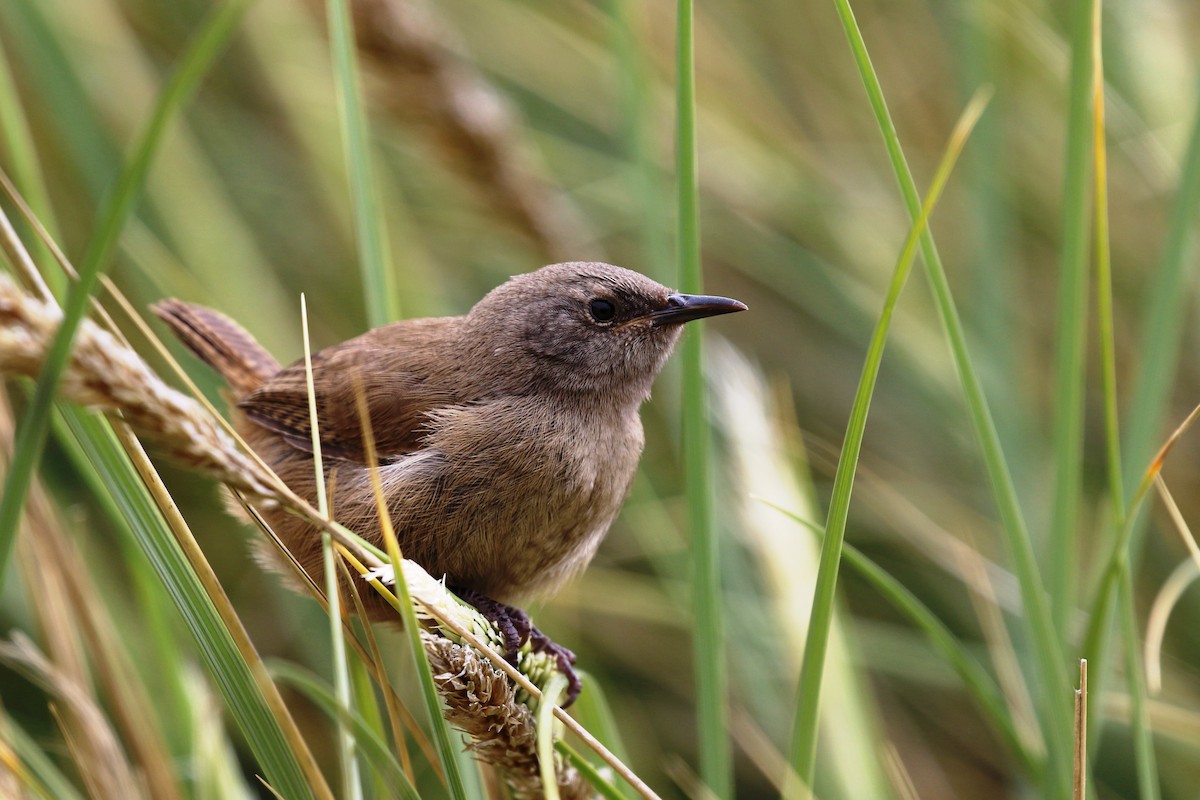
left=449, top=587, right=581, bottom=707
left=448, top=587, right=532, bottom=658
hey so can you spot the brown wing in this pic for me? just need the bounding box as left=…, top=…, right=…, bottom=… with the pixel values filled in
left=238, top=316, right=465, bottom=462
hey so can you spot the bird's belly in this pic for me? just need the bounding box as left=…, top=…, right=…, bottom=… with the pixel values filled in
left=424, top=457, right=628, bottom=603
left=376, top=432, right=636, bottom=602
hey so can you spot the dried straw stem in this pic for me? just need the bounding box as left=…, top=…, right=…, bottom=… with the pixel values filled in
left=0, top=275, right=276, bottom=500
left=322, top=0, right=589, bottom=261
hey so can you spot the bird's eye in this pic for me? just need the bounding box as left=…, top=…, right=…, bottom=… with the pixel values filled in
left=589, top=298, right=616, bottom=322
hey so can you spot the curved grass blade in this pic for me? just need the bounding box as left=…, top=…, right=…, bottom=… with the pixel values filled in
left=786, top=88, right=990, bottom=795
left=61, top=409, right=326, bottom=798
left=821, top=1, right=1074, bottom=793
left=764, top=500, right=1038, bottom=777
left=537, top=673, right=569, bottom=800
left=270, top=662, right=420, bottom=800
left=326, top=0, right=398, bottom=326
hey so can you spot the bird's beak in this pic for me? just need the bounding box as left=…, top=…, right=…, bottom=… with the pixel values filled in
left=640, top=293, right=748, bottom=327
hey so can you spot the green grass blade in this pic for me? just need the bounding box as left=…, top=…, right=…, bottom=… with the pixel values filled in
left=1081, top=67, right=1200, bottom=781
left=824, top=2, right=1074, bottom=793
left=1045, top=0, right=1097, bottom=637
left=1086, top=11, right=1151, bottom=786
left=555, top=741, right=627, bottom=800
left=765, top=500, right=1038, bottom=776
left=0, top=0, right=250, bottom=588
left=674, top=1, right=729, bottom=796
left=46, top=413, right=195, bottom=755
left=60, top=408, right=320, bottom=798
left=326, top=0, right=398, bottom=326
left=1091, top=1, right=1122, bottom=529
left=786, top=86, right=988, bottom=794
left=1119, top=571, right=1160, bottom=799
left=270, top=662, right=420, bottom=800
left=537, top=673, right=569, bottom=800
left=608, top=0, right=670, bottom=281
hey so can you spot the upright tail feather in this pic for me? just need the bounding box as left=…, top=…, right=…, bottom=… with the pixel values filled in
left=153, top=299, right=280, bottom=398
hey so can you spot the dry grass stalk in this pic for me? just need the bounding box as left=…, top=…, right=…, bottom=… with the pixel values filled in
left=1073, top=659, right=1087, bottom=800
left=0, top=274, right=276, bottom=499
left=424, top=634, right=591, bottom=799
left=395, top=563, right=592, bottom=798
left=0, top=634, right=144, bottom=800
left=1145, top=559, right=1200, bottom=695
left=333, top=0, right=589, bottom=261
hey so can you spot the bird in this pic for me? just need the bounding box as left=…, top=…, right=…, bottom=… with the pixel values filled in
left=154, top=261, right=746, bottom=703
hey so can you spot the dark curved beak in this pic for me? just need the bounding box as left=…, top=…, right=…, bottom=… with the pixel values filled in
left=643, top=293, right=748, bottom=327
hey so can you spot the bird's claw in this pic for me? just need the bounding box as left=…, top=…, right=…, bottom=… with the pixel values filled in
left=450, top=587, right=582, bottom=707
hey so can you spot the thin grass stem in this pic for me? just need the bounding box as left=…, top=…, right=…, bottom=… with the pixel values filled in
left=353, top=388, right=469, bottom=799
left=1073, top=660, right=1087, bottom=800
left=674, top=1, right=729, bottom=796
left=303, top=295, right=361, bottom=799
left=1047, top=0, right=1097, bottom=637
left=326, top=0, right=398, bottom=326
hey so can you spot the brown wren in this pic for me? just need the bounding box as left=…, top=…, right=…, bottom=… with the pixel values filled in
left=155, top=261, right=746, bottom=703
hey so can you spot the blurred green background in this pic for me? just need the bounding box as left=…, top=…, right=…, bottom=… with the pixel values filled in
left=3, top=0, right=1200, bottom=797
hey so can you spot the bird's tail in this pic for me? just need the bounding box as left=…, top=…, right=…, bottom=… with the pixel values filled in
left=153, top=299, right=280, bottom=398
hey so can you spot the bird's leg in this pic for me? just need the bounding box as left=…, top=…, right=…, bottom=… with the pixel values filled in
left=449, top=586, right=582, bottom=707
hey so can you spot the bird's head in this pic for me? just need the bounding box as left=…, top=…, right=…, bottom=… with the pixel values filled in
left=464, top=262, right=746, bottom=400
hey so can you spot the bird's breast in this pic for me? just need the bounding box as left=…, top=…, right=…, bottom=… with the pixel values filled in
left=389, top=396, right=645, bottom=601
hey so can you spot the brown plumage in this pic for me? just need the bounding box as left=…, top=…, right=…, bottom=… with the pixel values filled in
left=155, top=262, right=744, bottom=698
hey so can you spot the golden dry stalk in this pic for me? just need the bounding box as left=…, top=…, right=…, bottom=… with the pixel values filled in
left=0, top=275, right=276, bottom=499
